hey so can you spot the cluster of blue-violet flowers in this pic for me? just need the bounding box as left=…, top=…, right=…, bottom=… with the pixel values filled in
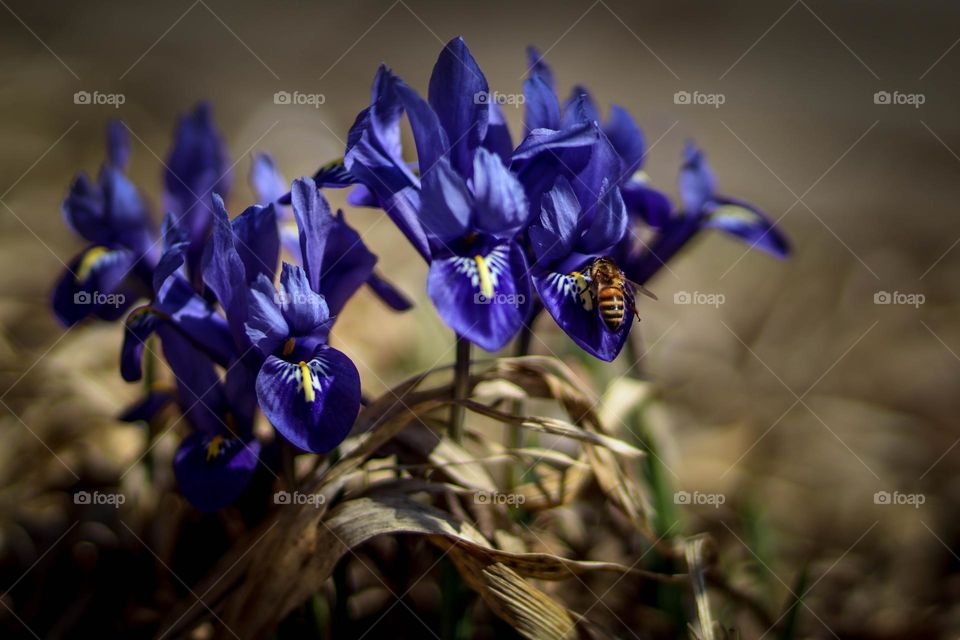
left=53, top=37, right=788, bottom=512
left=54, top=105, right=407, bottom=511
left=345, top=38, right=789, bottom=361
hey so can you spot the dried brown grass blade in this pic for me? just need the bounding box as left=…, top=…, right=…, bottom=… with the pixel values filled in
left=685, top=535, right=716, bottom=640
left=484, top=357, right=655, bottom=537
left=447, top=552, right=579, bottom=640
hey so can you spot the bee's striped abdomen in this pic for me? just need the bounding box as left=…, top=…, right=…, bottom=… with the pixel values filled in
left=597, top=286, right=625, bottom=331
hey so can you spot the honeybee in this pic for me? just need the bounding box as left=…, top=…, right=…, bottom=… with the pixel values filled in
left=588, top=257, right=657, bottom=331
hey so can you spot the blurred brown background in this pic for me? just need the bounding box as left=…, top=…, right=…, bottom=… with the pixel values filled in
left=1, top=0, right=959, bottom=637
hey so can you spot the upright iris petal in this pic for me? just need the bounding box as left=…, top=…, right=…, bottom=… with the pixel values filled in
left=245, top=265, right=361, bottom=453
left=521, top=52, right=671, bottom=230
left=201, top=194, right=278, bottom=347
left=164, top=103, right=231, bottom=287
left=257, top=162, right=412, bottom=312
left=289, top=177, right=378, bottom=316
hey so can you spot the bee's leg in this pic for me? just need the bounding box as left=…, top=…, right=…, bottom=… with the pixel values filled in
left=627, top=291, right=641, bottom=322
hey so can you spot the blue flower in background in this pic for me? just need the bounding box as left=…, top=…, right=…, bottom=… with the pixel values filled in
left=618, top=142, right=790, bottom=285
left=52, top=122, right=157, bottom=326
left=250, top=154, right=412, bottom=311
left=164, top=103, right=232, bottom=289
left=54, top=104, right=236, bottom=326
left=523, top=47, right=672, bottom=230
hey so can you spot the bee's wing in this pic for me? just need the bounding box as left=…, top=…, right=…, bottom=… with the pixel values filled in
left=627, top=279, right=658, bottom=301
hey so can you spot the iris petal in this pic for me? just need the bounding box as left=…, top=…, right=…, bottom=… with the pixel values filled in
left=523, top=75, right=561, bottom=134
left=579, top=183, right=627, bottom=255
left=469, top=148, right=528, bottom=237
left=174, top=431, right=260, bottom=512
left=201, top=194, right=249, bottom=344
left=250, top=152, right=288, bottom=210
left=52, top=247, right=138, bottom=326
left=276, top=264, right=330, bottom=336
left=604, top=104, right=645, bottom=178
left=562, top=87, right=601, bottom=128
left=621, top=180, right=672, bottom=229
left=419, top=159, right=473, bottom=244
left=256, top=347, right=361, bottom=453
left=679, top=142, right=717, bottom=214
left=231, top=202, right=279, bottom=286
left=245, top=273, right=290, bottom=356
left=482, top=102, right=513, bottom=165
left=534, top=269, right=633, bottom=362
left=427, top=243, right=531, bottom=351
left=428, top=37, right=490, bottom=176
left=319, top=212, right=377, bottom=315
left=366, top=271, right=413, bottom=311
left=706, top=199, right=790, bottom=258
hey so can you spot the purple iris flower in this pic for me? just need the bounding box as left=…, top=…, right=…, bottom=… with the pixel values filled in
left=618, top=142, right=790, bottom=285
left=53, top=104, right=235, bottom=326
left=52, top=122, right=156, bottom=326
left=528, top=177, right=631, bottom=361
left=346, top=37, right=604, bottom=351
left=204, top=179, right=363, bottom=453
left=245, top=263, right=360, bottom=453
left=164, top=328, right=261, bottom=512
